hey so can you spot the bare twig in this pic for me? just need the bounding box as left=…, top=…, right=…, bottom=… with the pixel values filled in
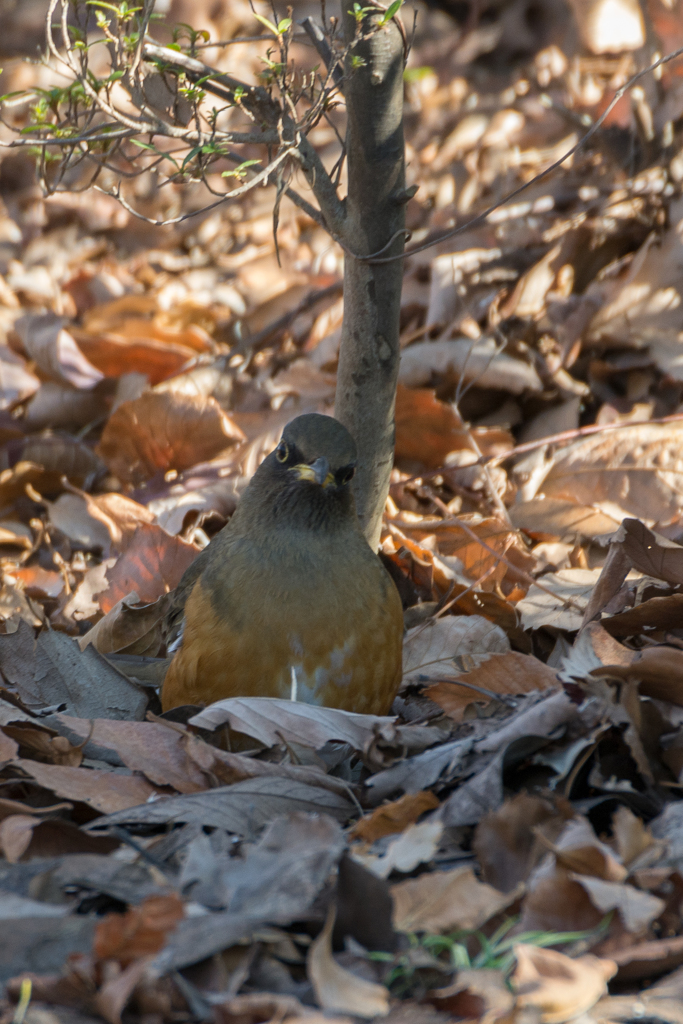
left=484, top=412, right=683, bottom=467
left=233, top=280, right=343, bottom=354
left=360, top=42, right=683, bottom=265
left=300, top=17, right=344, bottom=90
left=142, top=40, right=281, bottom=125
left=405, top=497, right=585, bottom=612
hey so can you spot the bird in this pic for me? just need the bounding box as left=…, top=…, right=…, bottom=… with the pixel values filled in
left=161, top=413, right=404, bottom=716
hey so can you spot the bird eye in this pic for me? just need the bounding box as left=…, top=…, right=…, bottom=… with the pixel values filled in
left=339, top=465, right=355, bottom=484
left=275, top=441, right=289, bottom=463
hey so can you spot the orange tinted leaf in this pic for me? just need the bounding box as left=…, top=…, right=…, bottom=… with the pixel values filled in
left=93, top=893, right=184, bottom=966
left=73, top=332, right=194, bottom=385
left=351, top=791, right=440, bottom=841
left=395, top=384, right=512, bottom=468
left=99, top=522, right=199, bottom=613
left=425, top=651, right=561, bottom=722
left=97, top=391, right=245, bottom=484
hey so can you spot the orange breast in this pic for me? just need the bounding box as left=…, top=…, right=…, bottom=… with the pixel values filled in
left=161, top=562, right=403, bottom=716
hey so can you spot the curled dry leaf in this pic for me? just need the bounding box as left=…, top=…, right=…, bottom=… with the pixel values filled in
left=97, top=391, right=245, bottom=485
left=55, top=714, right=212, bottom=793
left=517, top=568, right=600, bottom=630
left=620, top=518, right=683, bottom=586
left=73, top=329, right=199, bottom=385
left=542, top=823, right=628, bottom=883
left=189, top=696, right=396, bottom=751
left=390, top=864, right=518, bottom=933
left=13, top=313, right=104, bottom=389
left=0, top=346, right=39, bottom=409
left=351, top=790, right=440, bottom=842
left=611, top=806, right=655, bottom=867
left=574, top=875, right=665, bottom=933
left=79, top=591, right=170, bottom=658
left=354, top=818, right=443, bottom=879
left=48, top=490, right=154, bottom=556
left=13, top=759, right=158, bottom=814
left=425, top=651, right=560, bottom=722
left=511, top=944, right=617, bottom=1023
left=308, top=907, right=389, bottom=1019
left=87, top=776, right=354, bottom=833
left=509, top=497, right=620, bottom=540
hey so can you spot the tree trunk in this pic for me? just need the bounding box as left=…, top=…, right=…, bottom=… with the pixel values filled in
left=334, top=8, right=406, bottom=551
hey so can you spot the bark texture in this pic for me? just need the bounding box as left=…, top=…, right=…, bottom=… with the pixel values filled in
left=334, top=9, right=406, bottom=551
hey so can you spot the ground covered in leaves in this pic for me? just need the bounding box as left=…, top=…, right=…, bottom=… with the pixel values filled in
left=0, top=0, right=683, bottom=1021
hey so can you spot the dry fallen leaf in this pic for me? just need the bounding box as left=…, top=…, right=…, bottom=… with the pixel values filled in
left=353, top=818, right=444, bottom=879
left=425, top=651, right=560, bottom=722
left=511, top=944, right=617, bottom=1023
left=308, top=907, right=389, bottom=1019
left=98, top=522, right=199, bottom=613
left=390, top=865, right=518, bottom=933
left=529, top=424, right=683, bottom=524
left=94, top=893, right=185, bottom=965
left=350, top=791, right=440, bottom=842
left=97, top=390, right=245, bottom=484
left=402, top=615, right=510, bottom=686
left=13, top=312, right=104, bottom=389
left=189, top=697, right=396, bottom=751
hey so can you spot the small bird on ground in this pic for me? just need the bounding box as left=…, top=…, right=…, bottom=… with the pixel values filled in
left=161, top=413, right=404, bottom=715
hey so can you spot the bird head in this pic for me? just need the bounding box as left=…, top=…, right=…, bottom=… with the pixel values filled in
left=242, top=413, right=359, bottom=531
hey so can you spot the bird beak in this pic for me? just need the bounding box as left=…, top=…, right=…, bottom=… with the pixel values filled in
left=292, top=456, right=334, bottom=487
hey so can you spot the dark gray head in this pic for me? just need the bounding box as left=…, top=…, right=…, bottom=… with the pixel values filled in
left=238, top=414, right=359, bottom=532
left=280, top=413, right=357, bottom=479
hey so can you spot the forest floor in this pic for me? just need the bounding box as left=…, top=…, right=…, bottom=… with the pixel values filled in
left=0, top=0, right=683, bottom=1021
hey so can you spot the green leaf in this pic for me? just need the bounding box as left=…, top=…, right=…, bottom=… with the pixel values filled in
left=253, top=12, right=279, bottom=35
left=277, top=17, right=292, bottom=33
left=379, top=0, right=402, bottom=23
left=85, top=1, right=122, bottom=12
left=222, top=158, right=260, bottom=179
left=181, top=145, right=201, bottom=170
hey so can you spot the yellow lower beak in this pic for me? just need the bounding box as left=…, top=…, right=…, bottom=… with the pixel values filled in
left=292, top=459, right=334, bottom=488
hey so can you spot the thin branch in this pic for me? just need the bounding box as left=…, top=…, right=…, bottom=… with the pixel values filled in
left=406, top=499, right=586, bottom=612
left=484, top=411, right=683, bottom=467
left=452, top=401, right=513, bottom=528
left=361, top=42, right=683, bottom=264
left=294, top=134, right=345, bottom=235
left=1, top=128, right=136, bottom=148
left=300, top=17, right=344, bottom=90
left=233, top=280, right=343, bottom=353
left=142, top=40, right=281, bottom=126
left=283, top=185, right=325, bottom=226
left=191, top=34, right=309, bottom=48
left=93, top=143, right=295, bottom=225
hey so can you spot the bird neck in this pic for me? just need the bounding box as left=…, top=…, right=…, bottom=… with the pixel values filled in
left=231, top=473, right=359, bottom=539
